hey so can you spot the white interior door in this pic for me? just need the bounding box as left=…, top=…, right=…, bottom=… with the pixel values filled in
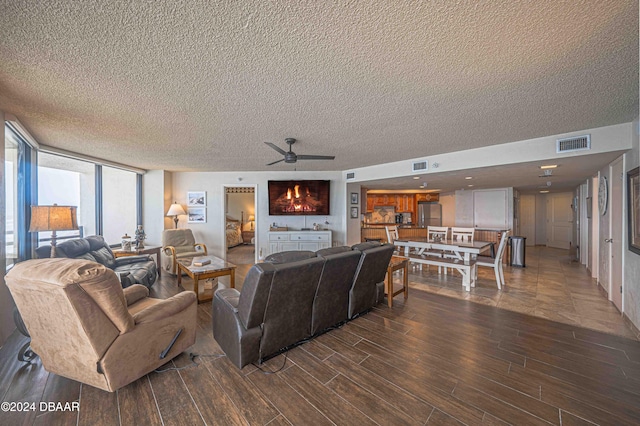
left=519, top=195, right=536, bottom=245
left=610, top=158, right=623, bottom=311
left=546, top=193, right=573, bottom=249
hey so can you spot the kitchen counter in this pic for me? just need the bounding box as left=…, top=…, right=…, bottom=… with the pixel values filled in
left=361, top=226, right=427, bottom=242
left=362, top=224, right=421, bottom=228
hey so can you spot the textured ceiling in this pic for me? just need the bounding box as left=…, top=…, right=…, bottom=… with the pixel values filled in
left=0, top=1, right=637, bottom=175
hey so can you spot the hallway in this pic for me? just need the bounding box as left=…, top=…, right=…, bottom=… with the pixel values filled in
left=406, top=246, right=638, bottom=340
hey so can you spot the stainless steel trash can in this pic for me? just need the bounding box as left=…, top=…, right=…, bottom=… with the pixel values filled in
left=509, top=236, right=526, bottom=267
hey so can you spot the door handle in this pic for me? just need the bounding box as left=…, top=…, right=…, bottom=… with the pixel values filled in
left=604, top=238, right=613, bottom=243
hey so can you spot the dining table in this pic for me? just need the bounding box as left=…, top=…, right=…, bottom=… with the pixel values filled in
left=394, top=237, right=493, bottom=262
left=393, top=237, right=494, bottom=290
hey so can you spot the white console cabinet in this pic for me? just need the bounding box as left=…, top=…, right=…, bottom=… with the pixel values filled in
left=268, top=231, right=332, bottom=255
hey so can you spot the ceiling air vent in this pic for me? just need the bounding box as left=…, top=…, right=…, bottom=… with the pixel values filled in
left=412, top=160, right=428, bottom=173
left=346, top=172, right=355, bottom=180
left=556, top=135, right=591, bottom=153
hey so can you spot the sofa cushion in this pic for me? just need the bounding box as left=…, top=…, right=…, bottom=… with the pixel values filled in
left=57, top=238, right=91, bottom=258
left=91, top=247, right=116, bottom=268
left=163, top=229, right=196, bottom=248
left=115, top=261, right=157, bottom=288
left=264, top=250, right=316, bottom=264
left=351, top=241, right=381, bottom=251
left=315, top=246, right=352, bottom=257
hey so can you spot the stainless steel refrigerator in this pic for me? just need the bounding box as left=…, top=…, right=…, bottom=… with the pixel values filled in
left=417, top=202, right=442, bottom=228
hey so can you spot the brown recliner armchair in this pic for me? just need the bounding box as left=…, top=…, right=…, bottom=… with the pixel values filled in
left=162, top=229, right=207, bottom=275
left=5, top=258, right=197, bottom=392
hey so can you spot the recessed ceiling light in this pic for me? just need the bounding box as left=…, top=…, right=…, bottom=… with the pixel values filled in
left=413, top=176, right=420, bottom=180
left=468, top=184, right=474, bottom=187
left=465, top=176, right=473, bottom=180
left=419, top=185, right=425, bottom=188
left=540, top=165, right=558, bottom=169
left=540, top=190, right=550, bottom=193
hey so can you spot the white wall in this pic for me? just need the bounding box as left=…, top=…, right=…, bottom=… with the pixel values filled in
left=535, top=194, right=547, bottom=245
left=142, top=170, right=170, bottom=247
left=439, top=192, right=456, bottom=227
left=624, top=119, right=640, bottom=331
left=346, top=182, right=362, bottom=245
left=346, top=123, right=633, bottom=184
left=597, top=166, right=611, bottom=295
left=171, top=171, right=345, bottom=260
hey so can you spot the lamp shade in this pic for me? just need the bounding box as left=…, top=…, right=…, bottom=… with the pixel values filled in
left=166, top=203, right=186, bottom=217
left=29, top=205, right=78, bottom=232
left=248, top=214, right=255, bottom=222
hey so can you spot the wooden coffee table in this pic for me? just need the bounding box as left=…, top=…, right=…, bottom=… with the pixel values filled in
left=176, top=255, right=236, bottom=303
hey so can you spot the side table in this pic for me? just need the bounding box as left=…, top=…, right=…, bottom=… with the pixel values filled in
left=385, top=256, right=409, bottom=307
left=113, top=245, right=162, bottom=277
left=242, top=231, right=255, bottom=244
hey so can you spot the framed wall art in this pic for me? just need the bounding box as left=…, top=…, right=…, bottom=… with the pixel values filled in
left=187, top=191, right=206, bottom=206
left=350, top=206, right=358, bottom=219
left=350, top=192, right=358, bottom=204
left=188, top=207, right=206, bottom=223
left=628, top=167, right=640, bottom=255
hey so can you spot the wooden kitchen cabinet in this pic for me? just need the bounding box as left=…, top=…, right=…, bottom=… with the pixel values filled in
left=415, top=193, right=439, bottom=203
left=366, top=193, right=417, bottom=213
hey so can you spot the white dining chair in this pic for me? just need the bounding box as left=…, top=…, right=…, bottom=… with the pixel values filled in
left=475, top=230, right=510, bottom=289
left=385, top=225, right=401, bottom=255
left=427, top=226, right=448, bottom=240
left=451, top=227, right=474, bottom=243
left=426, top=226, right=449, bottom=273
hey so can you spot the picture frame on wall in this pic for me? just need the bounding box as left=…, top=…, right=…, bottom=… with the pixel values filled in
left=188, top=207, right=206, bottom=223
left=350, top=206, right=358, bottom=219
left=350, top=192, right=358, bottom=204
left=187, top=191, right=206, bottom=206
left=627, top=167, right=640, bottom=255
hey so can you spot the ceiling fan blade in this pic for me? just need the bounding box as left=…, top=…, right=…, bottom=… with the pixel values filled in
left=296, top=155, right=335, bottom=161
left=264, top=142, right=287, bottom=155
left=266, top=158, right=285, bottom=166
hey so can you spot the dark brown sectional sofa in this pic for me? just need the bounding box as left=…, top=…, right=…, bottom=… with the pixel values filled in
left=212, top=241, right=394, bottom=368
left=35, top=235, right=158, bottom=288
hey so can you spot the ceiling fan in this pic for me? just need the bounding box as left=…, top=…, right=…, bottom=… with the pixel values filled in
left=265, top=138, right=335, bottom=166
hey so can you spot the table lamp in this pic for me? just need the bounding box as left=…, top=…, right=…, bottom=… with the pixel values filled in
left=166, top=202, right=186, bottom=228
left=29, top=204, right=79, bottom=258
left=248, top=214, right=255, bottom=231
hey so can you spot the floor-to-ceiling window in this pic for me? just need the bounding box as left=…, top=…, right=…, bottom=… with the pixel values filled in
left=5, top=118, right=143, bottom=255
left=36, top=153, right=96, bottom=246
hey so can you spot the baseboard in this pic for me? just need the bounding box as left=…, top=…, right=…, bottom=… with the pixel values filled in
left=596, top=281, right=609, bottom=298
left=623, top=313, right=640, bottom=340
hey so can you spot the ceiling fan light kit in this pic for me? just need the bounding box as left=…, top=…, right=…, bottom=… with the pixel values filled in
left=265, top=138, right=335, bottom=166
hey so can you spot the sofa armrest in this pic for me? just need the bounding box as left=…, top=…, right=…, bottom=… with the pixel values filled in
left=194, top=243, right=207, bottom=255
left=212, top=288, right=261, bottom=368
left=123, top=284, right=150, bottom=305
left=163, top=246, right=176, bottom=257
left=215, top=288, right=240, bottom=313
left=115, top=255, right=153, bottom=267
left=133, top=291, right=197, bottom=324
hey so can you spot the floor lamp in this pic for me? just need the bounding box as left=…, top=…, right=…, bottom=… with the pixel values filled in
left=29, top=204, right=79, bottom=257
left=166, top=202, right=186, bottom=229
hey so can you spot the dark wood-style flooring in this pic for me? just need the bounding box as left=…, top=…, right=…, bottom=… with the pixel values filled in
left=2, top=254, right=640, bottom=425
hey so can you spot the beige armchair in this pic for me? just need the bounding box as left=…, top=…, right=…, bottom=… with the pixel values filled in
left=162, top=229, right=208, bottom=275
left=5, top=258, right=197, bottom=392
